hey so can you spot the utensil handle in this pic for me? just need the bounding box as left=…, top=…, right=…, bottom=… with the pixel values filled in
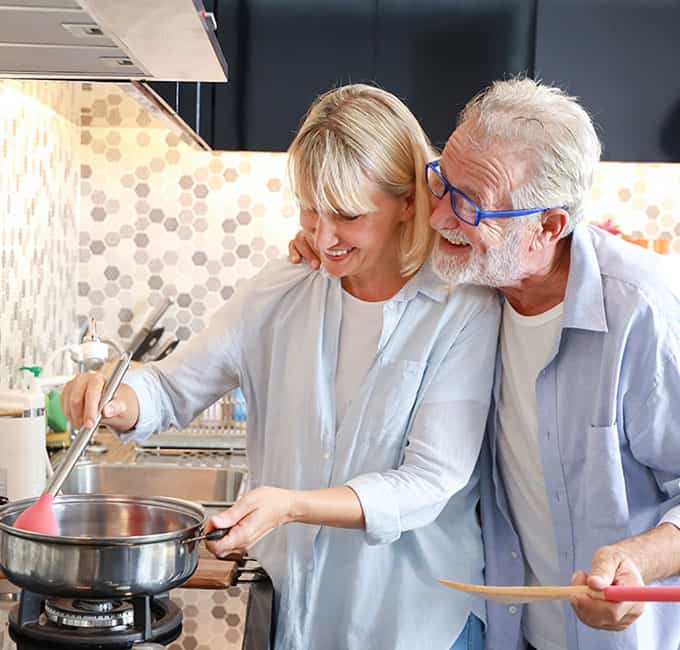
left=127, top=298, right=173, bottom=357
left=204, top=528, right=230, bottom=542
left=46, top=353, right=131, bottom=497
left=604, top=585, right=680, bottom=602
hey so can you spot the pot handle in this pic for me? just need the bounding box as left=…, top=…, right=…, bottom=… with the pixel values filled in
left=183, top=527, right=231, bottom=545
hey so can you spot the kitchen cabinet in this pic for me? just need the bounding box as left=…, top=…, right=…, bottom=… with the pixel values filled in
left=150, top=0, right=537, bottom=151
left=145, top=0, right=680, bottom=161
left=535, top=0, right=680, bottom=162
left=372, top=0, right=536, bottom=150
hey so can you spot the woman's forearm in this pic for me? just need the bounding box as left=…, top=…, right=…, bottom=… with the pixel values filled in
left=288, top=486, right=365, bottom=529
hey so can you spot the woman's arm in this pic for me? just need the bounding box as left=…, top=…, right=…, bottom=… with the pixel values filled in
left=206, top=486, right=365, bottom=556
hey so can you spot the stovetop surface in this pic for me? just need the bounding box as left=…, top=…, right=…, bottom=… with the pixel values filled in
left=0, top=580, right=249, bottom=650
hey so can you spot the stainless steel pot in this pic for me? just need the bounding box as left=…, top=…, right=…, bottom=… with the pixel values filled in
left=0, top=494, right=205, bottom=598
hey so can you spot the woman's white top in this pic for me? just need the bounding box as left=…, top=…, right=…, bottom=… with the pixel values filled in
left=335, top=289, right=385, bottom=427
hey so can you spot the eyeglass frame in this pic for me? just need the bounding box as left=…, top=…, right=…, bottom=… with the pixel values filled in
left=425, top=160, right=563, bottom=227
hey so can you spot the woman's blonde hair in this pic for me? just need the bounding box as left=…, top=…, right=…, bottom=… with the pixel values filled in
left=288, top=84, right=436, bottom=277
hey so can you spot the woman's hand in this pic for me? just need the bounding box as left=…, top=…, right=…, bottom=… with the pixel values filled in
left=205, top=487, right=295, bottom=557
left=60, top=372, right=139, bottom=432
left=288, top=229, right=321, bottom=269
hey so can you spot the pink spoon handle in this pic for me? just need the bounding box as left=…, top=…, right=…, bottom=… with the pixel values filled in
left=605, top=586, right=680, bottom=602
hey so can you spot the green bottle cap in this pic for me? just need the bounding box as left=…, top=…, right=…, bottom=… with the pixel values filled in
left=19, top=366, right=42, bottom=377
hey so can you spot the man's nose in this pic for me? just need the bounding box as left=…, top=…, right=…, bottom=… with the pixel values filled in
left=430, top=195, right=459, bottom=231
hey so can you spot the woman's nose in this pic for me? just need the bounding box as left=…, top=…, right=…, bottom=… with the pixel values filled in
left=314, top=218, right=337, bottom=250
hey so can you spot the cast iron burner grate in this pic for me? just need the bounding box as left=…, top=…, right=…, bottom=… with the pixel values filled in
left=8, top=590, right=182, bottom=649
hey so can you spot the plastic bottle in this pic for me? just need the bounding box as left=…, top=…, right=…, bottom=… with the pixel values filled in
left=0, top=367, right=49, bottom=500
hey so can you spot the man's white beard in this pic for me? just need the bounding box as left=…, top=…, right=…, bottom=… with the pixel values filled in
left=432, top=226, right=527, bottom=287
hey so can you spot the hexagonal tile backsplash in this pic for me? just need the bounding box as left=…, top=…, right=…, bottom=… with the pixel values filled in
left=1, top=80, right=679, bottom=387
left=78, top=83, right=298, bottom=352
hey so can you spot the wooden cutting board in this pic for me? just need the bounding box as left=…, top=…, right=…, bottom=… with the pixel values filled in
left=184, top=557, right=239, bottom=589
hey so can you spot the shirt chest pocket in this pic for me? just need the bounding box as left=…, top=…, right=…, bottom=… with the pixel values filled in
left=360, top=358, right=428, bottom=444
left=577, top=424, right=630, bottom=529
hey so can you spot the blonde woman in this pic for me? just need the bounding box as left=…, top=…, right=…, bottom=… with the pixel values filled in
left=62, top=84, right=499, bottom=650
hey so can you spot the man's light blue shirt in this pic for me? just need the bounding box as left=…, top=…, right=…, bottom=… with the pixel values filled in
left=125, top=258, right=500, bottom=650
left=481, top=225, right=680, bottom=650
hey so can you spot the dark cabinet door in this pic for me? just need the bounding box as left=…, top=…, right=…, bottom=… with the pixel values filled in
left=212, top=0, right=242, bottom=150
left=535, top=0, right=680, bottom=162
left=375, top=0, right=537, bottom=150
left=240, top=0, right=375, bottom=152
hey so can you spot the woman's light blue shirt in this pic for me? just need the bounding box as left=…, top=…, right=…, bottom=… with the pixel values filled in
left=125, top=258, right=500, bottom=650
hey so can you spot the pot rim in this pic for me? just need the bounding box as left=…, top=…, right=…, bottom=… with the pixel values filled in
left=0, top=493, right=205, bottom=545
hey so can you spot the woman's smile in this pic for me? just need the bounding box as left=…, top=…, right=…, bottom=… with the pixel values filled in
left=323, top=246, right=355, bottom=262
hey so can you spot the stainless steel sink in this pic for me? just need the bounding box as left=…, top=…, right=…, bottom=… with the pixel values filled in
left=60, top=462, right=247, bottom=506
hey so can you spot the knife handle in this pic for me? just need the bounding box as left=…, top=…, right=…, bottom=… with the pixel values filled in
left=604, top=585, right=680, bottom=602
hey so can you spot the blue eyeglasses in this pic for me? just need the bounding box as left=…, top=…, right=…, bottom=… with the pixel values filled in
left=425, top=160, right=559, bottom=227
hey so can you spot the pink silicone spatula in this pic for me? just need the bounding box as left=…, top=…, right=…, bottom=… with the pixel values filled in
left=439, top=580, right=680, bottom=603
left=13, top=353, right=131, bottom=535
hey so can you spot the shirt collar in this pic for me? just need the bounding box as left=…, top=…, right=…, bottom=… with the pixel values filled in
left=321, top=257, right=449, bottom=304
left=392, top=258, right=449, bottom=304
left=561, top=224, right=608, bottom=332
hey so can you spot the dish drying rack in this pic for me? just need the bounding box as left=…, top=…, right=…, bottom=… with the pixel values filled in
left=139, top=388, right=247, bottom=450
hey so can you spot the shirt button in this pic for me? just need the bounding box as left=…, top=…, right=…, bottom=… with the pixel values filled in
left=322, top=452, right=330, bottom=460
left=508, top=606, right=518, bottom=615
left=546, top=431, right=551, bottom=440
left=511, top=551, right=518, bottom=559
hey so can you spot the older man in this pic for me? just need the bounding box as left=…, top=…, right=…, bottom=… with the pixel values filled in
left=427, top=78, right=680, bottom=650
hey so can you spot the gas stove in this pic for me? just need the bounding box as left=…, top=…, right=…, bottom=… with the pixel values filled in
left=0, top=577, right=271, bottom=650
left=7, top=590, right=182, bottom=649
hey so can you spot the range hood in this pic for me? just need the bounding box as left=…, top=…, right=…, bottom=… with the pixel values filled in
left=0, top=0, right=228, bottom=81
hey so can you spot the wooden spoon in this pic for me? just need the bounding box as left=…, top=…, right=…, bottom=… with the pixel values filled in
left=439, top=580, right=680, bottom=603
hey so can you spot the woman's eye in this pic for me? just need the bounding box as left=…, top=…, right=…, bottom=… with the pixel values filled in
left=339, top=213, right=361, bottom=222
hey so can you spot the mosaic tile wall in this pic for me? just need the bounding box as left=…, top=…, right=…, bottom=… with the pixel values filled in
left=78, top=83, right=298, bottom=350
left=590, top=162, right=680, bottom=252
left=0, top=81, right=80, bottom=388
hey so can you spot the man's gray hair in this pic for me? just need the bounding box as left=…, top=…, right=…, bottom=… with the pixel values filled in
left=458, top=77, right=602, bottom=236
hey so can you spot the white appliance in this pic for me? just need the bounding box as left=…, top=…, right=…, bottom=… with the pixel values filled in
left=0, top=389, right=47, bottom=501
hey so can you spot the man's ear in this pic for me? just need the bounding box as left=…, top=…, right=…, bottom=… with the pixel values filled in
left=532, top=208, right=569, bottom=250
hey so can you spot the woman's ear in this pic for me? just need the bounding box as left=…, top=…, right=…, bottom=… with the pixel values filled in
left=400, top=195, right=416, bottom=222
